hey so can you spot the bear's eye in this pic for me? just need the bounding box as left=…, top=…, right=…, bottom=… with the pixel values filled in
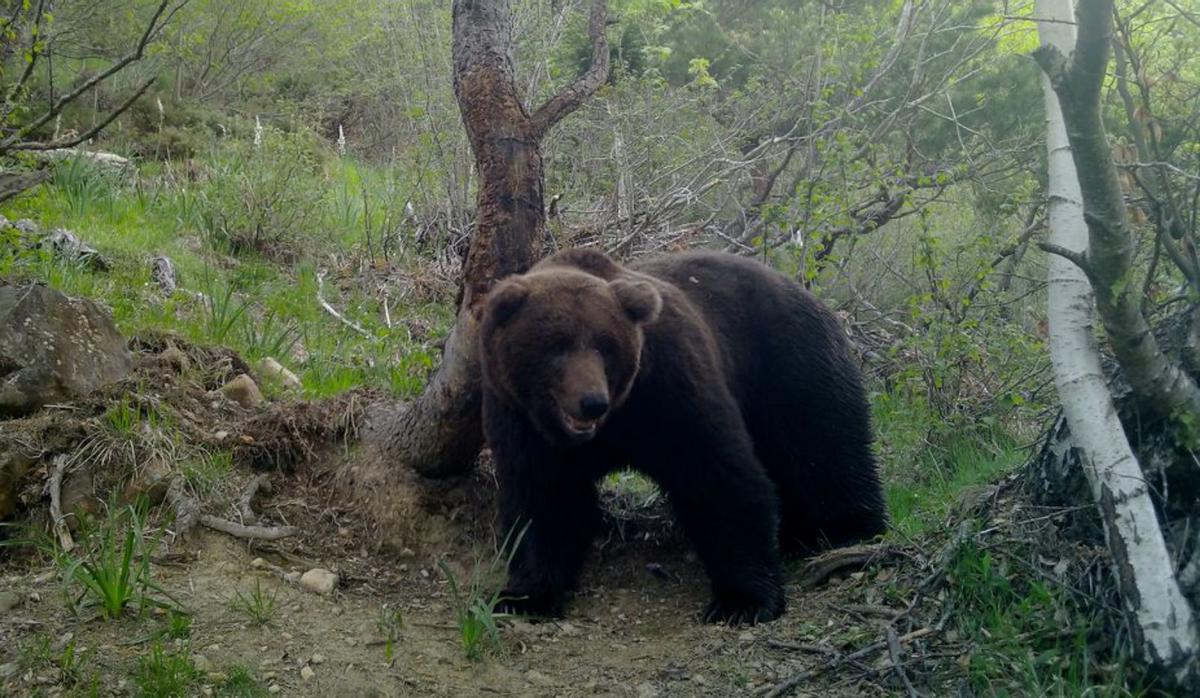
left=595, top=335, right=621, bottom=359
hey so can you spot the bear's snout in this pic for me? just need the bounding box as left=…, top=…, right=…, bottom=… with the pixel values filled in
left=579, top=392, right=610, bottom=419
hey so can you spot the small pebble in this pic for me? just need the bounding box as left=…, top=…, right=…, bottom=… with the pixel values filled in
left=311, top=654, right=326, bottom=665
left=268, top=685, right=281, bottom=694
left=300, top=665, right=315, bottom=681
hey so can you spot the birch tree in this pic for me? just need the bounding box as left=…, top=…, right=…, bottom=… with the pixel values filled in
left=1034, top=0, right=1198, bottom=687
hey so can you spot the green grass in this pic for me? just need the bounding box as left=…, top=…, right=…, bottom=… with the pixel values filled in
left=216, top=665, right=269, bottom=697
left=50, top=501, right=178, bottom=621
left=438, top=523, right=529, bottom=661
left=873, top=389, right=1027, bottom=537
left=377, top=605, right=405, bottom=665
left=230, top=578, right=278, bottom=626
left=17, top=634, right=92, bottom=690
left=180, top=450, right=234, bottom=497
left=946, top=538, right=1147, bottom=696
left=134, top=642, right=202, bottom=697
left=1, top=143, right=452, bottom=401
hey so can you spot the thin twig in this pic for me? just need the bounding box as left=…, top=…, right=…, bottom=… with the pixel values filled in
left=763, top=628, right=935, bottom=697
left=887, top=625, right=920, bottom=698
left=316, top=270, right=372, bottom=338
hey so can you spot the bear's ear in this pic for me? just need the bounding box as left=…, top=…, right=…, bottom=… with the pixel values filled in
left=475, top=279, right=530, bottom=325
left=609, top=278, right=662, bottom=325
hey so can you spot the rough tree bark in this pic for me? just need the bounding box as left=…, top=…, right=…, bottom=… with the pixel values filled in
left=1034, top=0, right=1199, bottom=687
left=1034, top=0, right=1200, bottom=423
left=384, top=0, right=609, bottom=478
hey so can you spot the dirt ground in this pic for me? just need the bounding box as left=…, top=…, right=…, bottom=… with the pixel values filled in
left=1, top=462, right=932, bottom=698
left=0, top=338, right=984, bottom=697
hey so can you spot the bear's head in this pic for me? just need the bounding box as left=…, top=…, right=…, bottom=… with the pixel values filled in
left=476, top=267, right=662, bottom=445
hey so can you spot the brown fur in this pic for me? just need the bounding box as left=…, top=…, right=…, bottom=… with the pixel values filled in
left=478, top=248, right=886, bottom=624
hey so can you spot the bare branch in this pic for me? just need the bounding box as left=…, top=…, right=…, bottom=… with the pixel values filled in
left=9, top=77, right=156, bottom=151
left=1, top=0, right=176, bottom=151
left=528, top=0, right=608, bottom=139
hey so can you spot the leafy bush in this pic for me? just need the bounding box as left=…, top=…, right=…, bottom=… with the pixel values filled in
left=199, top=130, right=324, bottom=259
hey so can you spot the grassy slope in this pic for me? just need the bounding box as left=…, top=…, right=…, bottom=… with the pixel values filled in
left=1, top=145, right=1141, bottom=695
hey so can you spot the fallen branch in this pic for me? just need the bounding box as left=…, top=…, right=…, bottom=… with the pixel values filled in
left=48, top=455, right=75, bottom=552
left=316, top=270, right=372, bottom=338
left=199, top=514, right=300, bottom=541
left=763, top=627, right=935, bottom=697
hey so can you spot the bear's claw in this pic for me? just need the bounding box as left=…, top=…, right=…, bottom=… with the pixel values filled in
left=494, top=590, right=564, bottom=619
left=702, top=597, right=784, bottom=626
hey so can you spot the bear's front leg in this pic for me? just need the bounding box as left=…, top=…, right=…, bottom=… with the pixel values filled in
left=484, top=394, right=601, bottom=618
left=632, top=402, right=786, bottom=625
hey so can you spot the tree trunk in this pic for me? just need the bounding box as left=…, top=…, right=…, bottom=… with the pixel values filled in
left=1034, top=0, right=1200, bottom=423
left=384, top=0, right=609, bottom=478
left=1034, top=0, right=1199, bottom=687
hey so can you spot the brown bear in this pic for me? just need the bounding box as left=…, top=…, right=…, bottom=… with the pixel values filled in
left=476, top=248, right=886, bottom=624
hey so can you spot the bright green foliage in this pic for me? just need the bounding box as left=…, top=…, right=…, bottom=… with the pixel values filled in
left=51, top=502, right=178, bottom=621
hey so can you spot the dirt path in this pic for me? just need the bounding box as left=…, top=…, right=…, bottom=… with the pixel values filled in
left=1, top=519, right=908, bottom=697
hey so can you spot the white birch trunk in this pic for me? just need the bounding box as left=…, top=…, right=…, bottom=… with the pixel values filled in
left=1036, top=0, right=1198, bottom=685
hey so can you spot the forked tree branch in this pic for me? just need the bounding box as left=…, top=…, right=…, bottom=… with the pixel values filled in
left=528, top=0, right=608, bottom=139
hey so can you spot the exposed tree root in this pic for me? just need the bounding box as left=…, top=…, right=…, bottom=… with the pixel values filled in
left=199, top=514, right=299, bottom=541
left=47, top=455, right=74, bottom=552
left=796, top=543, right=898, bottom=590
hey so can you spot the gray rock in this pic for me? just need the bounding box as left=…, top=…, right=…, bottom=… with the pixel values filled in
left=13, top=219, right=38, bottom=235
left=43, top=229, right=109, bottom=271
left=299, top=568, right=338, bottom=595
left=151, top=256, right=177, bottom=294
left=0, top=283, right=131, bottom=418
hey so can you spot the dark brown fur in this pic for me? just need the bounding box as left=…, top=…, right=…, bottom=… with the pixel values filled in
left=477, top=248, right=886, bottom=624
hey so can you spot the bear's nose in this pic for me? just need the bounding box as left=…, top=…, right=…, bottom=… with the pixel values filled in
left=579, top=393, right=609, bottom=419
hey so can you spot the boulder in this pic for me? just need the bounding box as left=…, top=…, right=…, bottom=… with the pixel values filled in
left=0, top=283, right=132, bottom=418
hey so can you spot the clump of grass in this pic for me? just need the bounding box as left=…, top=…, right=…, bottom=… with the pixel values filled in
left=181, top=450, right=233, bottom=497
left=218, top=665, right=269, bottom=697
left=18, top=634, right=92, bottom=688
left=438, top=523, right=528, bottom=661
left=166, top=610, right=193, bottom=640
left=51, top=501, right=178, bottom=620
left=377, top=605, right=405, bottom=665
left=134, top=642, right=202, bottom=697
left=231, top=578, right=278, bottom=626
